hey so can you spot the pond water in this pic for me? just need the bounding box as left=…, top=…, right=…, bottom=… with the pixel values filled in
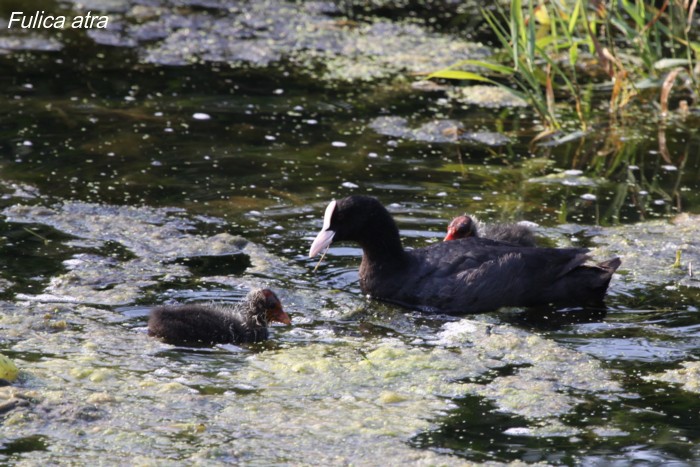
left=1, top=0, right=700, bottom=465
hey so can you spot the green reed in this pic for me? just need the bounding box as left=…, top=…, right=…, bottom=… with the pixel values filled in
left=429, top=0, right=699, bottom=133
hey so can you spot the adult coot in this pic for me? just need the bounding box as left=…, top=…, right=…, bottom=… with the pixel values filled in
left=148, top=288, right=291, bottom=346
left=309, top=196, right=620, bottom=314
left=445, top=214, right=537, bottom=247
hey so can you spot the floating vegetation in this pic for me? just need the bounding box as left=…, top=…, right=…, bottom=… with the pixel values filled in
left=0, top=36, right=63, bottom=52
left=527, top=170, right=605, bottom=187
left=594, top=213, right=700, bottom=289
left=2, top=201, right=289, bottom=305
left=645, top=362, right=700, bottom=393
left=0, top=354, right=19, bottom=382
left=369, top=116, right=510, bottom=146
left=55, top=0, right=490, bottom=82
left=1, top=0, right=700, bottom=464
left=436, top=319, right=625, bottom=420
left=446, top=84, right=529, bottom=108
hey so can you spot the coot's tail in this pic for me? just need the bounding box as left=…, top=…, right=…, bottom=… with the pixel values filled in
left=542, top=257, right=621, bottom=306
left=598, top=257, right=622, bottom=276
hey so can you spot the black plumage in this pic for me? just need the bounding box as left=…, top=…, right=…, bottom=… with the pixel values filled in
left=444, top=214, right=537, bottom=247
left=148, top=288, right=291, bottom=345
left=310, top=196, right=620, bottom=314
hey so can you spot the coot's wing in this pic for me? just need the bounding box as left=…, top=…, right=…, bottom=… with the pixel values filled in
left=401, top=239, right=590, bottom=314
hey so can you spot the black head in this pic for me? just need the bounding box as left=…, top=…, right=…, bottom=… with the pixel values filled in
left=309, top=196, right=399, bottom=257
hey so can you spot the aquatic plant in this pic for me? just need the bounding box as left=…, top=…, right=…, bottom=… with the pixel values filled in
left=429, top=0, right=699, bottom=133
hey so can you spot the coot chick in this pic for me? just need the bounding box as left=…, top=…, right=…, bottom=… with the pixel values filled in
left=309, top=196, right=620, bottom=314
left=148, top=288, right=291, bottom=346
left=445, top=214, right=537, bottom=247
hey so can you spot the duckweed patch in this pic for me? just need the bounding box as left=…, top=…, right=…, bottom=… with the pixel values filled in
left=2, top=0, right=700, bottom=462
left=594, top=214, right=700, bottom=290
left=2, top=202, right=288, bottom=304
left=369, top=116, right=511, bottom=146
left=436, top=319, right=625, bottom=420
left=447, top=85, right=529, bottom=108
left=55, top=0, right=490, bottom=82
left=644, top=362, right=700, bottom=393
left=2, top=185, right=698, bottom=463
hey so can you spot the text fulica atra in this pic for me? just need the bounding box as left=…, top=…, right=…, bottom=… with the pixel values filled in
left=148, top=288, right=291, bottom=345
left=445, top=214, right=537, bottom=247
left=309, top=196, right=620, bottom=314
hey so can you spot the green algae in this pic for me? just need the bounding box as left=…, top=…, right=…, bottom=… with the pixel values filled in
left=2, top=201, right=289, bottom=305
left=592, top=213, right=699, bottom=290
left=309, top=21, right=488, bottom=82
left=1, top=196, right=698, bottom=464
left=369, top=116, right=510, bottom=146
left=447, top=85, right=529, bottom=108
left=437, top=319, right=625, bottom=421
left=15, top=255, right=189, bottom=306
left=0, top=36, right=63, bottom=52
left=2, top=177, right=698, bottom=463
left=644, top=362, right=700, bottom=393
left=54, top=0, right=489, bottom=83
left=2, top=297, right=466, bottom=464
left=1, top=290, right=631, bottom=465
left=3, top=203, right=244, bottom=261
left=0, top=5, right=699, bottom=457
left=526, top=170, right=606, bottom=188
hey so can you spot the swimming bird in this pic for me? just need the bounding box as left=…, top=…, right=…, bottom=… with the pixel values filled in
left=148, top=288, right=291, bottom=345
left=445, top=214, right=537, bottom=247
left=309, top=195, right=619, bottom=314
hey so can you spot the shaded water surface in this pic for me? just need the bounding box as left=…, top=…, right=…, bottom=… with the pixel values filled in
left=1, top=0, right=700, bottom=464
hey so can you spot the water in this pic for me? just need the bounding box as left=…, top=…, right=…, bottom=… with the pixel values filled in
left=2, top=1, right=700, bottom=464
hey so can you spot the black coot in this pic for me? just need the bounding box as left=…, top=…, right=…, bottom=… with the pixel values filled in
left=309, top=196, right=620, bottom=314
left=445, top=214, right=537, bottom=247
left=148, top=288, right=291, bottom=345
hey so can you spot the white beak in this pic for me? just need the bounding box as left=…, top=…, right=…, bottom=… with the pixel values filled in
left=309, top=200, right=337, bottom=257
left=309, top=229, right=335, bottom=257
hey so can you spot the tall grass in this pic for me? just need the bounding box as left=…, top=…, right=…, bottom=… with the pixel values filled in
left=429, top=0, right=699, bottom=133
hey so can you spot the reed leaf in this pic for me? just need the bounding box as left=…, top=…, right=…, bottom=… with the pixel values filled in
left=426, top=70, right=497, bottom=82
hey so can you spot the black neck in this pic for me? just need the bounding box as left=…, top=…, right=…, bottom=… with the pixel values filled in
left=356, top=214, right=406, bottom=265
